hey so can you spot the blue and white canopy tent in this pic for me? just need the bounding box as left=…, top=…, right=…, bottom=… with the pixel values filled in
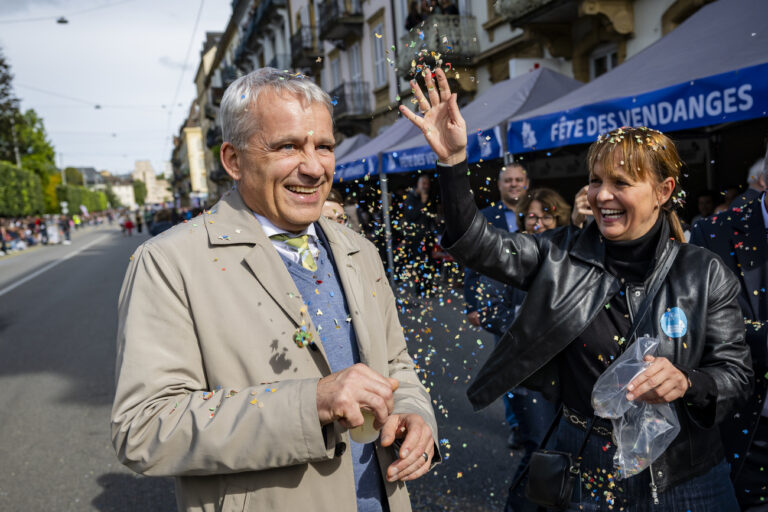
left=382, top=68, right=582, bottom=175
left=332, top=68, right=582, bottom=274
left=334, top=117, right=420, bottom=182
left=507, top=0, right=768, bottom=156
left=333, top=133, right=371, bottom=162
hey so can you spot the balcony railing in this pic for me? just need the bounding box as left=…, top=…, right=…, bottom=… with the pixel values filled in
left=494, top=0, right=558, bottom=24
left=397, top=14, right=479, bottom=80
left=235, top=0, right=287, bottom=68
left=318, top=0, right=363, bottom=41
left=268, top=53, right=291, bottom=70
left=290, top=25, right=322, bottom=69
left=330, top=81, right=370, bottom=119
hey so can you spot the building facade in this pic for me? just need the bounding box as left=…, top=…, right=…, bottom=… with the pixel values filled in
left=181, top=0, right=713, bottom=202
left=132, top=160, right=172, bottom=206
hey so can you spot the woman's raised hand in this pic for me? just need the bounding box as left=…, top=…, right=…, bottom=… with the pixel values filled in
left=399, top=68, right=467, bottom=166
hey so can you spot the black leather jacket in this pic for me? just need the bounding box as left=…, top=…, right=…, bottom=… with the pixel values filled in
left=438, top=161, right=753, bottom=492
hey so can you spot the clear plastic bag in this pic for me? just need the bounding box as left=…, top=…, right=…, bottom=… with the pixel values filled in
left=591, top=336, right=681, bottom=478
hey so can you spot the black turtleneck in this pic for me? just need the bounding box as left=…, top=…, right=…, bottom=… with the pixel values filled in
left=604, top=214, right=664, bottom=284
left=559, top=215, right=665, bottom=416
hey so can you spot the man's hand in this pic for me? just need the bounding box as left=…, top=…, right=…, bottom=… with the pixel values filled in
left=380, top=414, right=435, bottom=482
left=316, top=363, right=399, bottom=429
left=399, top=68, right=467, bottom=166
left=466, top=310, right=481, bottom=327
left=571, top=185, right=592, bottom=227
left=626, top=356, right=689, bottom=404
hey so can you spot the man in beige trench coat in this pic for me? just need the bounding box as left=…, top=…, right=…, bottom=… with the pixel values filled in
left=111, top=68, right=439, bottom=512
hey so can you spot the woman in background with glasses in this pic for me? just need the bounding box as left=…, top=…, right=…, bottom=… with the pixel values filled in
left=499, top=187, right=572, bottom=511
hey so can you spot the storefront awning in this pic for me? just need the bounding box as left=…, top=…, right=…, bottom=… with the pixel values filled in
left=507, top=0, right=768, bottom=154
left=382, top=68, right=582, bottom=174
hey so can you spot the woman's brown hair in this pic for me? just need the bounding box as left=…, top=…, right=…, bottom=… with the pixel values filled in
left=586, top=126, right=686, bottom=241
left=516, top=187, right=572, bottom=231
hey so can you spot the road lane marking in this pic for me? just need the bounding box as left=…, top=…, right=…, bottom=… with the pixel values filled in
left=0, top=234, right=111, bottom=298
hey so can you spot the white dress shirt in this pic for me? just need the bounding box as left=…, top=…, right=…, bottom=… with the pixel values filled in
left=253, top=212, right=320, bottom=266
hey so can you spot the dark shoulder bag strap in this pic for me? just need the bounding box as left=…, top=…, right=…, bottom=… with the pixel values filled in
left=509, top=242, right=679, bottom=493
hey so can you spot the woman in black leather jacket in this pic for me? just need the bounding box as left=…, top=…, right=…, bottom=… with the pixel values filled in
left=400, top=69, right=752, bottom=511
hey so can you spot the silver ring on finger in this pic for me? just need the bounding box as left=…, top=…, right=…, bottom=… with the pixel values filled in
left=421, top=452, right=429, bottom=463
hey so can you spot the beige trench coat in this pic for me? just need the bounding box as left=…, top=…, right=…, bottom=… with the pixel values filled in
left=111, top=190, right=439, bottom=512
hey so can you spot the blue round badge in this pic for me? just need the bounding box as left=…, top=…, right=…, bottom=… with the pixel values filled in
left=660, top=307, right=687, bottom=338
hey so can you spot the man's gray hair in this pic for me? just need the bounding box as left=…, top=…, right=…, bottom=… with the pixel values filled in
left=220, top=67, right=333, bottom=150
left=499, top=162, right=527, bottom=178
left=747, top=143, right=768, bottom=185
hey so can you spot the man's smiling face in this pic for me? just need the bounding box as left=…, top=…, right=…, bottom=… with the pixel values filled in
left=229, top=89, right=335, bottom=233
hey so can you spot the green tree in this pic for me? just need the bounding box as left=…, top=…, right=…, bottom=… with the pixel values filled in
left=16, top=109, right=57, bottom=176
left=0, top=46, right=21, bottom=166
left=0, top=161, right=44, bottom=216
left=64, top=167, right=84, bottom=186
left=133, top=179, right=147, bottom=206
left=55, top=184, right=108, bottom=214
left=105, top=184, right=122, bottom=208
left=44, top=171, right=62, bottom=212
left=0, top=46, right=58, bottom=187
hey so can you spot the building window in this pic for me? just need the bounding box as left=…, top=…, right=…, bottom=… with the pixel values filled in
left=330, top=57, right=341, bottom=89
left=348, top=41, right=362, bottom=82
left=372, top=23, right=387, bottom=88
left=589, top=43, right=618, bottom=80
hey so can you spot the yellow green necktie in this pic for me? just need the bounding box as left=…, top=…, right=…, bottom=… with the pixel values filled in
left=270, top=233, right=317, bottom=272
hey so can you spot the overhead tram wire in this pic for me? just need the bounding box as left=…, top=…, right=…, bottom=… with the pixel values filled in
left=0, top=0, right=139, bottom=24
left=16, top=83, right=181, bottom=111
left=164, top=0, right=205, bottom=153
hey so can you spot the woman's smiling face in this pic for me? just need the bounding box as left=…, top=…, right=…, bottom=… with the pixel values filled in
left=588, top=157, right=674, bottom=241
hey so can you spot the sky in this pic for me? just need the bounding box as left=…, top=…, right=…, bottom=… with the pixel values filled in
left=0, top=0, right=232, bottom=176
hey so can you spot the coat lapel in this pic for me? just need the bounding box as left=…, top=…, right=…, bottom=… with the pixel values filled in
left=203, top=190, right=334, bottom=371
left=316, top=218, right=372, bottom=365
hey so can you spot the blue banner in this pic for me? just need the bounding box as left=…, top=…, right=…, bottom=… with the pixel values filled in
left=508, top=62, right=768, bottom=154
left=382, top=127, right=502, bottom=174
left=334, top=155, right=378, bottom=182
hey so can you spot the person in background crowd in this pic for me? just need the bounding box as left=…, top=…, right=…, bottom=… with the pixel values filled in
left=123, top=216, right=134, bottom=236
left=322, top=188, right=347, bottom=225
left=438, top=0, right=459, bottom=15
left=463, top=163, right=530, bottom=448
left=342, top=194, right=363, bottom=233
left=690, top=146, right=768, bottom=511
left=39, top=216, right=49, bottom=245
left=715, top=186, right=740, bottom=213
left=0, top=219, right=8, bottom=255
left=402, top=68, right=751, bottom=510
left=499, top=188, right=570, bottom=512
left=148, top=209, right=174, bottom=236
left=731, top=152, right=768, bottom=208
left=405, top=1, right=423, bottom=30
left=135, top=211, right=143, bottom=234
left=60, top=214, right=71, bottom=245
left=690, top=189, right=716, bottom=225
left=400, top=174, right=438, bottom=297
left=112, top=68, right=439, bottom=512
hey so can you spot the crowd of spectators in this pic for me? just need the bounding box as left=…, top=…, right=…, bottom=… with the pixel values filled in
left=0, top=212, right=117, bottom=256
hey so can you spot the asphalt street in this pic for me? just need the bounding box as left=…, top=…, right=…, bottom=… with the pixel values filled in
left=0, top=225, right=518, bottom=511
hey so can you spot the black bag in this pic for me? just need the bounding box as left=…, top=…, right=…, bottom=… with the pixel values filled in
left=510, top=244, right=679, bottom=510
left=519, top=407, right=596, bottom=510
left=525, top=450, right=578, bottom=509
